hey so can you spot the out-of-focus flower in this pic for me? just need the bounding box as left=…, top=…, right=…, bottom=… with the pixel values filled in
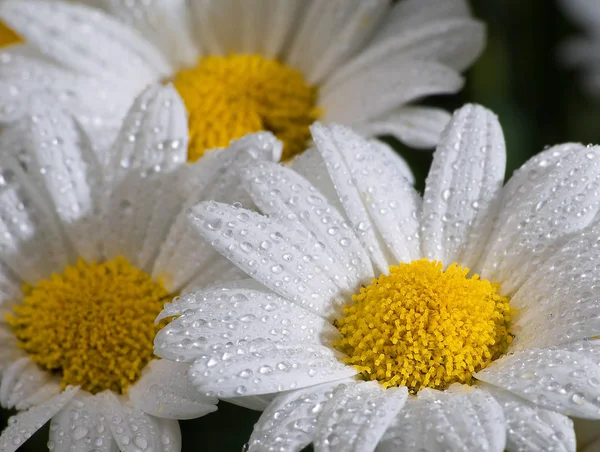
left=0, top=0, right=484, bottom=159
left=0, top=84, right=280, bottom=452
left=156, top=104, right=600, bottom=452
left=559, top=0, right=600, bottom=96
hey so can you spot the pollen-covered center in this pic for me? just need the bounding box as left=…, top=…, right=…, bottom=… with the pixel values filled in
left=334, top=259, right=513, bottom=393
left=7, top=257, right=171, bottom=394
left=172, top=54, right=320, bottom=162
left=0, top=21, right=21, bottom=48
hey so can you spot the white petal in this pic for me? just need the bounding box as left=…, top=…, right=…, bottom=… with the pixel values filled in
left=156, top=278, right=264, bottom=320
left=15, top=382, right=61, bottom=412
left=100, top=392, right=164, bottom=452
left=247, top=380, right=352, bottom=452
left=320, top=59, right=463, bottom=125
left=330, top=17, right=484, bottom=88
left=367, top=139, right=415, bottom=185
left=312, top=123, right=422, bottom=269
left=475, top=347, right=600, bottom=419
left=1, top=358, right=56, bottom=410
left=0, top=259, right=20, bottom=304
left=480, top=144, right=600, bottom=294
left=155, top=287, right=340, bottom=363
left=188, top=201, right=347, bottom=319
left=102, top=85, right=188, bottom=271
left=510, top=219, right=600, bottom=349
left=103, top=169, right=184, bottom=272
left=310, top=125, right=388, bottom=272
left=482, top=383, right=576, bottom=452
left=48, top=392, right=118, bottom=452
left=357, top=107, right=451, bottom=150
left=421, top=104, right=506, bottom=268
left=0, top=155, right=71, bottom=283
left=287, top=0, right=390, bottom=84
left=373, top=0, right=472, bottom=44
left=0, top=386, right=78, bottom=452
left=0, top=1, right=169, bottom=81
left=254, top=0, right=306, bottom=58
left=128, top=360, right=217, bottom=420
left=15, top=102, right=103, bottom=262
left=90, top=0, right=197, bottom=68
left=188, top=0, right=249, bottom=55
left=188, top=341, right=357, bottom=398
left=177, top=132, right=282, bottom=203
left=241, top=161, right=374, bottom=287
left=379, top=386, right=506, bottom=452
left=191, top=0, right=304, bottom=57
left=290, top=148, right=345, bottom=214
left=105, top=84, right=188, bottom=187
left=187, top=0, right=233, bottom=55
left=0, top=46, right=135, bottom=129
left=154, top=417, right=181, bottom=452
left=0, top=357, right=33, bottom=408
left=181, top=259, right=247, bottom=295
left=152, top=132, right=281, bottom=292
left=314, top=381, right=408, bottom=452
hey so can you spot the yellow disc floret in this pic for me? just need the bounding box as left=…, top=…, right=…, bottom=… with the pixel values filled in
left=7, top=258, right=171, bottom=394
left=173, top=54, right=320, bottom=162
left=334, top=259, right=512, bottom=393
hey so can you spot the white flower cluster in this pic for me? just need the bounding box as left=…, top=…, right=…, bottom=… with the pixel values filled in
left=0, top=1, right=597, bottom=452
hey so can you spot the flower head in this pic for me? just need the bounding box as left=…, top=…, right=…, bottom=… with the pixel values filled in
left=0, top=84, right=280, bottom=452
left=0, top=0, right=484, bottom=158
left=156, top=104, right=600, bottom=451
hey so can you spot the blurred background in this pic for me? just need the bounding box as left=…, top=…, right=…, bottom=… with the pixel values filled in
left=2, top=0, right=599, bottom=450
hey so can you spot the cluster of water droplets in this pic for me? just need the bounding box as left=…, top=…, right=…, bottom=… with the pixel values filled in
left=245, top=383, right=339, bottom=451
left=154, top=285, right=355, bottom=400
left=479, top=143, right=600, bottom=293
left=420, top=104, right=505, bottom=268
left=379, top=386, right=505, bottom=451
left=482, top=383, right=575, bottom=452
left=241, top=159, right=374, bottom=289
left=0, top=386, right=77, bottom=452
left=476, top=341, right=600, bottom=420
left=47, top=397, right=112, bottom=452
left=313, top=382, right=407, bottom=451
left=190, top=200, right=355, bottom=319
left=0, top=137, right=71, bottom=282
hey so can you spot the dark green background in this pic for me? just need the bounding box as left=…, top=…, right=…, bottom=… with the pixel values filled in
left=3, top=0, right=599, bottom=450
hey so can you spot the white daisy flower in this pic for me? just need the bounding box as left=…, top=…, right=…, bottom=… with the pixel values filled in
left=0, top=84, right=281, bottom=452
left=154, top=103, right=600, bottom=452
left=558, top=0, right=600, bottom=96
left=0, top=0, right=484, bottom=162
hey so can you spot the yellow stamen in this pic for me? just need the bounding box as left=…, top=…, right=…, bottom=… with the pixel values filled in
left=0, top=21, right=21, bottom=48
left=173, top=54, right=320, bottom=162
left=334, top=259, right=513, bottom=393
left=7, top=257, right=171, bottom=394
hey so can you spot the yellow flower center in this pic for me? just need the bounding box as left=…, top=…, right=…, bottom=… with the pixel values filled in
left=334, top=259, right=513, bottom=393
left=0, top=21, right=21, bottom=48
left=172, top=54, right=320, bottom=162
left=7, top=258, right=171, bottom=394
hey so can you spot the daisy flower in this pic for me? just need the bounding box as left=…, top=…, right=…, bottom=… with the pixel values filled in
left=154, top=104, right=600, bottom=452
left=558, top=0, right=600, bottom=96
left=0, top=0, right=484, bottom=162
left=0, top=84, right=281, bottom=452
